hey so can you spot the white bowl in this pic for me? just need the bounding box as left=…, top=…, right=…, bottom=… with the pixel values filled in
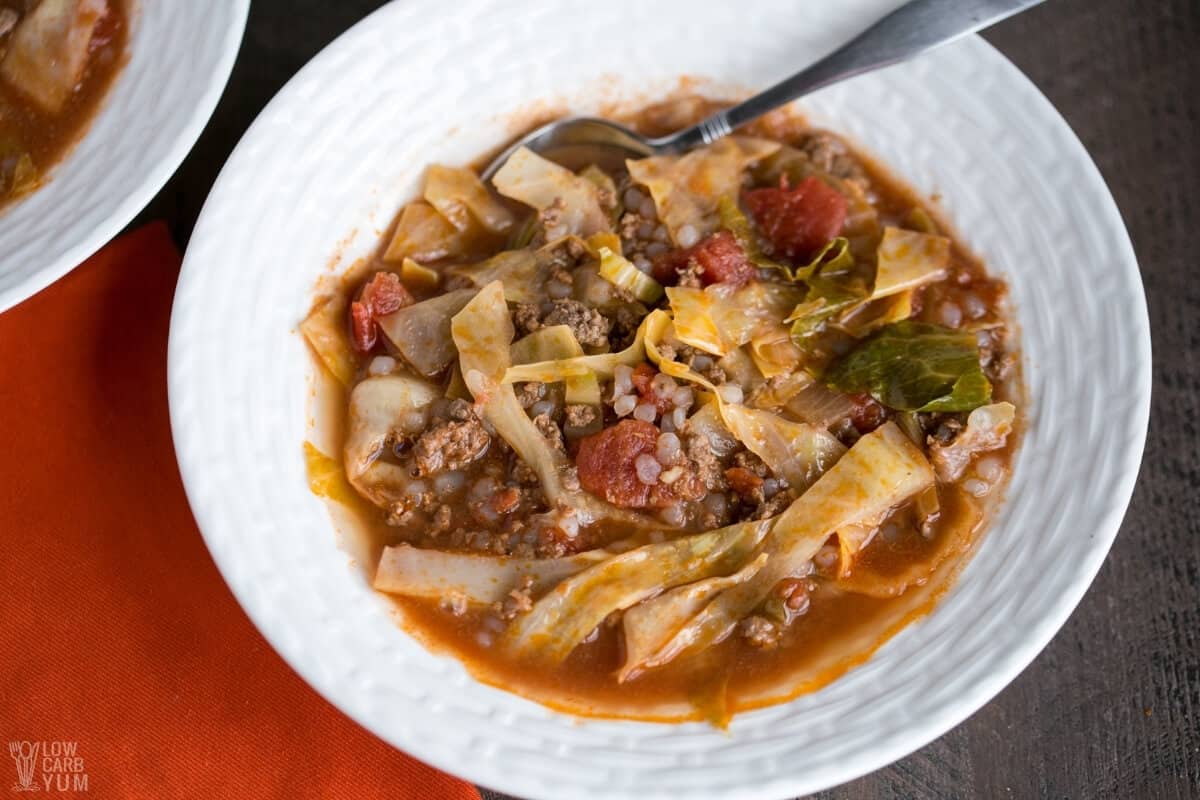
left=0, top=0, right=248, bottom=312
left=168, top=1, right=1151, bottom=797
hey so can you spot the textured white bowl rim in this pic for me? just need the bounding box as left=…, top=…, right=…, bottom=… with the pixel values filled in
left=168, top=2, right=1150, bottom=798
left=0, top=0, right=249, bottom=312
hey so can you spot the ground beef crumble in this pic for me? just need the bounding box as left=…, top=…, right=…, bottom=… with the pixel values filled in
left=512, top=303, right=543, bottom=337
left=512, top=298, right=612, bottom=348
left=543, top=299, right=611, bottom=347
left=565, top=403, right=598, bottom=428
left=413, top=418, right=491, bottom=476
left=681, top=430, right=726, bottom=492
left=603, top=302, right=647, bottom=349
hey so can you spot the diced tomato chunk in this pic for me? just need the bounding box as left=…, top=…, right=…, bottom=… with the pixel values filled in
left=349, top=301, right=376, bottom=352
left=743, top=176, right=848, bottom=261
left=361, top=271, right=413, bottom=316
left=348, top=271, right=414, bottom=353
left=690, top=230, right=756, bottom=286
left=848, top=392, right=887, bottom=434
left=576, top=419, right=659, bottom=508
left=650, top=230, right=757, bottom=287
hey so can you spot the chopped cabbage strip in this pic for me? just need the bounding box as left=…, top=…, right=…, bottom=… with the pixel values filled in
left=786, top=245, right=870, bottom=344
left=784, top=377, right=857, bottom=429
left=510, top=325, right=601, bottom=407
left=448, top=237, right=590, bottom=304
left=644, top=310, right=721, bottom=391
left=300, top=295, right=357, bottom=387
left=377, top=288, right=476, bottom=377
left=510, top=325, right=583, bottom=364
left=718, top=347, right=766, bottom=392
left=719, top=404, right=846, bottom=492
left=374, top=544, right=609, bottom=605
left=748, top=371, right=811, bottom=410
left=618, top=554, right=768, bottom=682
left=501, top=310, right=654, bottom=385
left=826, top=226, right=948, bottom=338
left=794, top=236, right=855, bottom=283
left=446, top=249, right=543, bottom=303
left=384, top=201, right=480, bottom=264
left=424, top=164, right=515, bottom=233
left=505, top=518, right=774, bottom=663
left=492, top=147, right=610, bottom=236
left=824, top=321, right=993, bottom=412
left=584, top=231, right=621, bottom=255
left=783, top=217, right=945, bottom=346
left=341, top=375, right=441, bottom=508
left=619, top=423, right=934, bottom=675
left=872, top=227, right=951, bottom=298
left=749, top=326, right=804, bottom=378
left=667, top=281, right=804, bottom=357
left=400, top=257, right=440, bottom=291
left=836, top=289, right=915, bottom=339
left=598, top=245, right=663, bottom=303
left=929, top=401, right=1016, bottom=481
left=627, top=137, right=780, bottom=243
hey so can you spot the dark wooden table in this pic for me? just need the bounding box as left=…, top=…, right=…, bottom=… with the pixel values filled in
left=134, top=1, right=1200, bottom=797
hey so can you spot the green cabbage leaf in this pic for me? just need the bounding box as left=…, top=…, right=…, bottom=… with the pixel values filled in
left=824, top=321, right=992, bottom=412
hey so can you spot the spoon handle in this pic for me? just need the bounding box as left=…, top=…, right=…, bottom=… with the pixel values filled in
left=654, top=0, right=1045, bottom=153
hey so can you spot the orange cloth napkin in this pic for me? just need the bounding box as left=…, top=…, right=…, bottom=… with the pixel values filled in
left=0, top=223, right=481, bottom=800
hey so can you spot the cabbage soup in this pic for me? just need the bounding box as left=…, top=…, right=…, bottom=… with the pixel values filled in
left=302, top=98, right=1021, bottom=724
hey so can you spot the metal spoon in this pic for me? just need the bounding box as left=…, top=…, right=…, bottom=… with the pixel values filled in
left=481, top=0, right=1044, bottom=179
